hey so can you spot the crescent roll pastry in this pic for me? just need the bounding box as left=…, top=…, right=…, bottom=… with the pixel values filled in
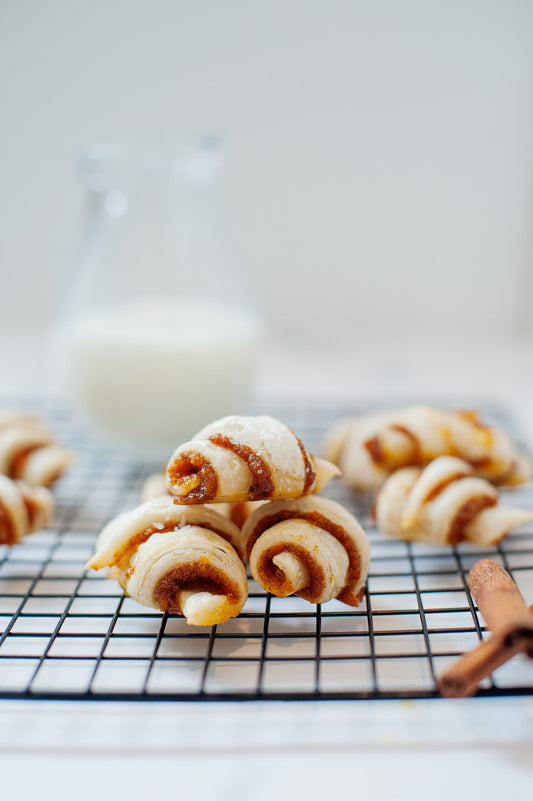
left=241, top=496, right=370, bottom=606
left=375, top=456, right=533, bottom=547
left=0, top=474, right=55, bottom=546
left=86, top=496, right=248, bottom=626
left=0, top=415, right=74, bottom=487
left=167, top=415, right=340, bottom=505
left=323, top=405, right=532, bottom=492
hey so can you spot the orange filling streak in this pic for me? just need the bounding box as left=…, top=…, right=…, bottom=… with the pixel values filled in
left=255, top=542, right=325, bottom=602
left=9, top=447, right=35, bottom=480
left=208, top=435, right=274, bottom=499
left=391, top=424, right=422, bottom=464
left=111, top=520, right=234, bottom=568
left=153, top=562, right=239, bottom=615
left=168, top=451, right=218, bottom=504
left=247, top=509, right=363, bottom=607
left=364, top=436, right=385, bottom=465
left=294, top=435, right=316, bottom=495
left=448, top=496, right=497, bottom=545
left=425, top=471, right=470, bottom=501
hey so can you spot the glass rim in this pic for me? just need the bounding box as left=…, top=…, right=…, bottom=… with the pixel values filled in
left=78, top=135, right=224, bottom=187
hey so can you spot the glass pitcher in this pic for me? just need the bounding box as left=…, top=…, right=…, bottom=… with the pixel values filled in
left=57, top=138, right=261, bottom=462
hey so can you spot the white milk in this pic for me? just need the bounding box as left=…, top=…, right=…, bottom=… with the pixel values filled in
left=62, top=299, right=261, bottom=461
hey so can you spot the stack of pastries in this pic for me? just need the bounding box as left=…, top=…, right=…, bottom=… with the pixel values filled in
left=87, top=415, right=371, bottom=626
left=86, top=405, right=533, bottom=628
left=323, top=405, right=533, bottom=547
left=0, top=410, right=74, bottom=546
left=0, top=410, right=74, bottom=488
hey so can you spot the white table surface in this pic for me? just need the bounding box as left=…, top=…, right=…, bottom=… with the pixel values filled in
left=1, top=329, right=532, bottom=798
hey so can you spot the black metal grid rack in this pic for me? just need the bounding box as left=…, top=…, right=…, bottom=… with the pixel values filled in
left=0, top=399, right=532, bottom=701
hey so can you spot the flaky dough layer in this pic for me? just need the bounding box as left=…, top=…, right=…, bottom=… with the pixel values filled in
left=86, top=497, right=248, bottom=626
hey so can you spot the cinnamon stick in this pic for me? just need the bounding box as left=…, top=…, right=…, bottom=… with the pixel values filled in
left=438, top=559, right=533, bottom=698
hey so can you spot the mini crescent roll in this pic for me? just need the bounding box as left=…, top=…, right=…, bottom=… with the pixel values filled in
left=0, top=474, right=55, bottom=546
left=375, top=456, right=533, bottom=547
left=86, top=496, right=248, bottom=626
left=0, top=418, right=74, bottom=487
left=323, top=405, right=532, bottom=492
left=242, top=496, right=370, bottom=606
left=167, top=415, right=340, bottom=505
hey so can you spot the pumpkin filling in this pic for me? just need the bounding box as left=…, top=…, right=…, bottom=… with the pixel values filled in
left=153, top=562, right=239, bottom=615
left=168, top=451, right=218, bottom=503
left=208, top=435, right=274, bottom=499
left=247, top=509, right=363, bottom=606
left=255, top=542, right=325, bottom=602
left=448, top=496, right=497, bottom=545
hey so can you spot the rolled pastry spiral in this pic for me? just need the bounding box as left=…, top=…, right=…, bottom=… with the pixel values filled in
left=0, top=412, right=74, bottom=487
left=375, top=456, right=533, bottom=547
left=323, top=405, right=532, bottom=492
left=167, top=415, right=340, bottom=504
left=86, top=496, right=248, bottom=626
left=241, top=496, right=370, bottom=606
left=0, top=474, right=55, bottom=546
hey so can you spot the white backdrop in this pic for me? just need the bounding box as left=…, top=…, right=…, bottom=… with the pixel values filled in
left=1, top=0, right=533, bottom=343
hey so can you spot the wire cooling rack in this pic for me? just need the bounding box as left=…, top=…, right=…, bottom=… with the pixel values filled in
left=0, top=399, right=532, bottom=701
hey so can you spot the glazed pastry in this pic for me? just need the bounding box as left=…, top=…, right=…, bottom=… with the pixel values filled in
left=0, top=418, right=74, bottom=487
left=86, top=496, right=248, bottom=626
left=323, top=406, right=532, bottom=492
left=167, top=415, right=340, bottom=504
left=140, top=472, right=261, bottom=527
left=0, top=474, right=55, bottom=545
left=241, top=496, right=370, bottom=606
left=375, top=456, right=533, bottom=547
